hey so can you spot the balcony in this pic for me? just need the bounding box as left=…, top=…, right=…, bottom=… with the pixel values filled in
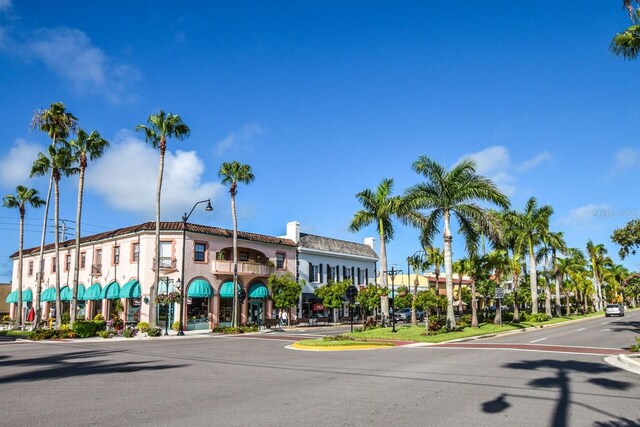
left=214, top=260, right=274, bottom=276
left=91, top=264, right=102, bottom=276
left=152, top=257, right=177, bottom=273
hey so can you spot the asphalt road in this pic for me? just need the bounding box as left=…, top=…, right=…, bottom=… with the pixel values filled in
left=1, top=314, right=639, bottom=427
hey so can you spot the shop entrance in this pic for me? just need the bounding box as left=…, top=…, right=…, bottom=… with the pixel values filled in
left=248, top=300, right=263, bottom=325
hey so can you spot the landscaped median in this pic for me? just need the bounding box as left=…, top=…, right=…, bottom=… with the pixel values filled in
left=291, top=336, right=396, bottom=351
left=341, top=311, right=619, bottom=344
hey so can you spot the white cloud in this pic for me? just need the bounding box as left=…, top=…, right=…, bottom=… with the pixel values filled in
left=558, top=203, right=610, bottom=229
left=0, top=139, right=42, bottom=188
left=459, top=146, right=550, bottom=196
left=518, top=151, right=551, bottom=172
left=86, top=132, right=223, bottom=218
left=614, top=148, right=640, bottom=172
left=215, top=122, right=263, bottom=156
left=0, top=0, right=11, bottom=12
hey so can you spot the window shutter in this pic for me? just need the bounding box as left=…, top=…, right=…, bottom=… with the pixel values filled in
left=357, top=267, right=361, bottom=285
left=343, top=266, right=346, bottom=278
left=351, top=267, right=355, bottom=283
left=365, top=268, right=369, bottom=284
left=336, top=265, right=340, bottom=282
left=309, top=262, right=314, bottom=282
left=320, top=264, right=323, bottom=283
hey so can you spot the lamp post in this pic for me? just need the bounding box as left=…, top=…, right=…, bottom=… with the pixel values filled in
left=163, top=278, right=173, bottom=336
left=384, top=266, right=402, bottom=333
left=179, top=199, right=213, bottom=336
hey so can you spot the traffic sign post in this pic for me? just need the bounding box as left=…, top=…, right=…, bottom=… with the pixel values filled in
left=494, top=288, right=504, bottom=326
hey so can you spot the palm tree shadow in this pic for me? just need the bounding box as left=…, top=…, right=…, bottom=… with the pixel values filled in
left=480, top=359, right=635, bottom=427
left=0, top=349, right=187, bottom=383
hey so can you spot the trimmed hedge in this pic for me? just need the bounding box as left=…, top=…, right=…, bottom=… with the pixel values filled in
left=72, top=320, right=107, bottom=338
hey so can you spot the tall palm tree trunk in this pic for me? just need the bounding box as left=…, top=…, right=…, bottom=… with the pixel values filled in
left=71, top=164, right=86, bottom=326
left=34, top=173, right=53, bottom=328
left=512, top=275, right=520, bottom=323
left=443, top=211, right=456, bottom=329
left=152, top=144, right=166, bottom=327
left=470, top=278, right=478, bottom=327
left=457, top=280, right=463, bottom=314
left=17, top=210, right=24, bottom=328
left=554, top=271, right=563, bottom=317
left=378, top=222, right=389, bottom=322
left=231, top=185, right=239, bottom=328
left=411, top=277, right=418, bottom=326
left=54, top=177, right=61, bottom=328
left=529, top=243, right=538, bottom=314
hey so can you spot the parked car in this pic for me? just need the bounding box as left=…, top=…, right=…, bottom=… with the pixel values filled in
left=605, top=303, right=625, bottom=317
left=394, top=308, right=424, bottom=323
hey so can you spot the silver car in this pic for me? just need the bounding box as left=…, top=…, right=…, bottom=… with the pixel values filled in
left=605, top=304, right=625, bottom=317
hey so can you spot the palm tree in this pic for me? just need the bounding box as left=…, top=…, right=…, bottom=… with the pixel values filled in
left=538, top=231, right=566, bottom=317
left=405, top=156, right=509, bottom=328
left=611, top=1, right=640, bottom=59
left=505, top=197, right=553, bottom=315
left=31, top=144, right=78, bottom=327
left=137, top=111, right=190, bottom=326
left=408, top=253, right=429, bottom=326
left=68, top=129, right=109, bottom=326
left=425, top=246, right=444, bottom=294
left=452, top=259, right=465, bottom=315
left=218, top=161, right=255, bottom=328
left=586, top=241, right=609, bottom=311
left=30, top=102, right=77, bottom=327
left=3, top=186, right=45, bottom=328
left=486, top=249, right=510, bottom=324
left=350, top=178, right=415, bottom=322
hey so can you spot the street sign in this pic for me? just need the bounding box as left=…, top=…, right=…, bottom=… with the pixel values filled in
left=495, top=288, right=504, bottom=299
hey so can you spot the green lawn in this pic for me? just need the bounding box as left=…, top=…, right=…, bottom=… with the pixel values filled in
left=345, top=311, right=611, bottom=343
left=0, top=330, right=34, bottom=338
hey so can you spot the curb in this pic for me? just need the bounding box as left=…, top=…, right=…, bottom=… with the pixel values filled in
left=605, top=354, right=640, bottom=375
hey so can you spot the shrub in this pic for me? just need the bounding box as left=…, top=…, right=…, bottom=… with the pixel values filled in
left=323, top=335, right=355, bottom=341
left=2, top=315, right=11, bottom=322
left=137, top=322, right=150, bottom=333
left=529, top=313, right=551, bottom=323
left=460, top=314, right=473, bottom=325
left=73, top=320, right=107, bottom=338
left=147, top=326, right=163, bottom=337
left=213, top=325, right=258, bottom=334
left=240, top=324, right=258, bottom=333
left=29, top=328, right=77, bottom=340
left=61, top=313, right=70, bottom=325
left=93, top=313, right=104, bottom=321
left=630, top=337, right=640, bottom=353
left=98, top=330, right=112, bottom=339
left=502, top=312, right=514, bottom=322
left=123, top=327, right=135, bottom=338
left=519, top=312, right=529, bottom=322
left=172, top=321, right=181, bottom=332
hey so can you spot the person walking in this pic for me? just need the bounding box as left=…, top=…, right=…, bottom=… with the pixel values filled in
left=281, top=310, right=288, bottom=328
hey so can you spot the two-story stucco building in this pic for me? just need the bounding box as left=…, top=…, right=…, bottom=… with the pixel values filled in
left=7, top=221, right=296, bottom=329
left=282, top=221, right=378, bottom=320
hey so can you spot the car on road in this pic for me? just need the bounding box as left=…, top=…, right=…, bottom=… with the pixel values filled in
left=604, top=303, right=625, bottom=317
left=394, top=308, right=424, bottom=323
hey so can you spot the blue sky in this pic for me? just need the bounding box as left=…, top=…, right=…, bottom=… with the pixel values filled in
left=0, top=1, right=638, bottom=282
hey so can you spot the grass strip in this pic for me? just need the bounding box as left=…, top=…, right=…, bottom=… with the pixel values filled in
left=296, top=338, right=394, bottom=347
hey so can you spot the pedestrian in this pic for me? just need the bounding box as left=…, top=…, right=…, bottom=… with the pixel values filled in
left=281, top=310, right=288, bottom=327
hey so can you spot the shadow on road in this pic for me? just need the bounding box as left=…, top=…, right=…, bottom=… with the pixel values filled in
left=481, top=359, right=636, bottom=427
left=608, top=321, right=640, bottom=334
left=0, top=349, right=187, bottom=383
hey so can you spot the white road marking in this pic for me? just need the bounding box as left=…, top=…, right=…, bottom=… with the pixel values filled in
left=530, top=338, right=547, bottom=343
left=600, top=322, right=609, bottom=325
left=600, top=329, right=612, bottom=332
left=577, top=327, right=587, bottom=331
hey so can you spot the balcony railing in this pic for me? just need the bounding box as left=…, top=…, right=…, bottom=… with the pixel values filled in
left=214, top=260, right=274, bottom=276
left=152, top=257, right=177, bottom=272
left=91, top=264, right=102, bottom=276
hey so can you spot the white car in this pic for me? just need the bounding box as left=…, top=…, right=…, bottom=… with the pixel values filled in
left=605, top=304, right=625, bottom=317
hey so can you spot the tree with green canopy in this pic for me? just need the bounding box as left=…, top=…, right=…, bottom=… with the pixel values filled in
left=269, top=273, right=302, bottom=326
left=3, top=186, right=45, bottom=328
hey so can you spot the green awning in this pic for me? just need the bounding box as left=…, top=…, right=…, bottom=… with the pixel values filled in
left=6, top=290, right=17, bottom=303
left=249, top=282, right=269, bottom=298
left=101, top=282, right=121, bottom=300
left=120, top=280, right=141, bottom=299
left=219, top=281, right=241, bottom=298
left=187, top=279, right=213, bottom=298
left=85, top=283, right=102, bottom=300
left=59, top=285, right=86, bottom=301
left=41, top=287, right=57, bottom=302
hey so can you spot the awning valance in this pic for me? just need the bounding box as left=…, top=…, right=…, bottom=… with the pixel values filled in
left=85, top=283, right=102, bottom=300
left=187, top=279, right=213, bottom=298
left=101, top=282, right=121, bottom=300
left=6, top=288, right=33, bottom=303
left=120, top=280, right=141, bottom=299
left=59, top=285, right=86, bottom=301
left=219, top=281, right=241, bottom=298
left=249, top=283, right=269, bottom=299
left=41, top=287, right=56, bottom=302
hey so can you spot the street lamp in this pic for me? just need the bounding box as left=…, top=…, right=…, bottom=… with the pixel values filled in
left=163, top=278, right=173, bottom=336
left=179, top=199, right=213, bottom=336
left=384, top=266, right=402, bottom=333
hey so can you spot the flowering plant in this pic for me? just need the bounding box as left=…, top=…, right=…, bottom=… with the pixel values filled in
left=155, top=291, right=182, bottom=305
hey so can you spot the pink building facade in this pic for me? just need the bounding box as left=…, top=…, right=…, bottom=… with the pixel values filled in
left=7, top=221, right=296, bottom=329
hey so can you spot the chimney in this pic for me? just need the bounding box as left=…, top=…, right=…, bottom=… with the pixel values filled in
left=364, top=237, right=375, bottom=251
left=286, top=221, right=300, bottom=244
